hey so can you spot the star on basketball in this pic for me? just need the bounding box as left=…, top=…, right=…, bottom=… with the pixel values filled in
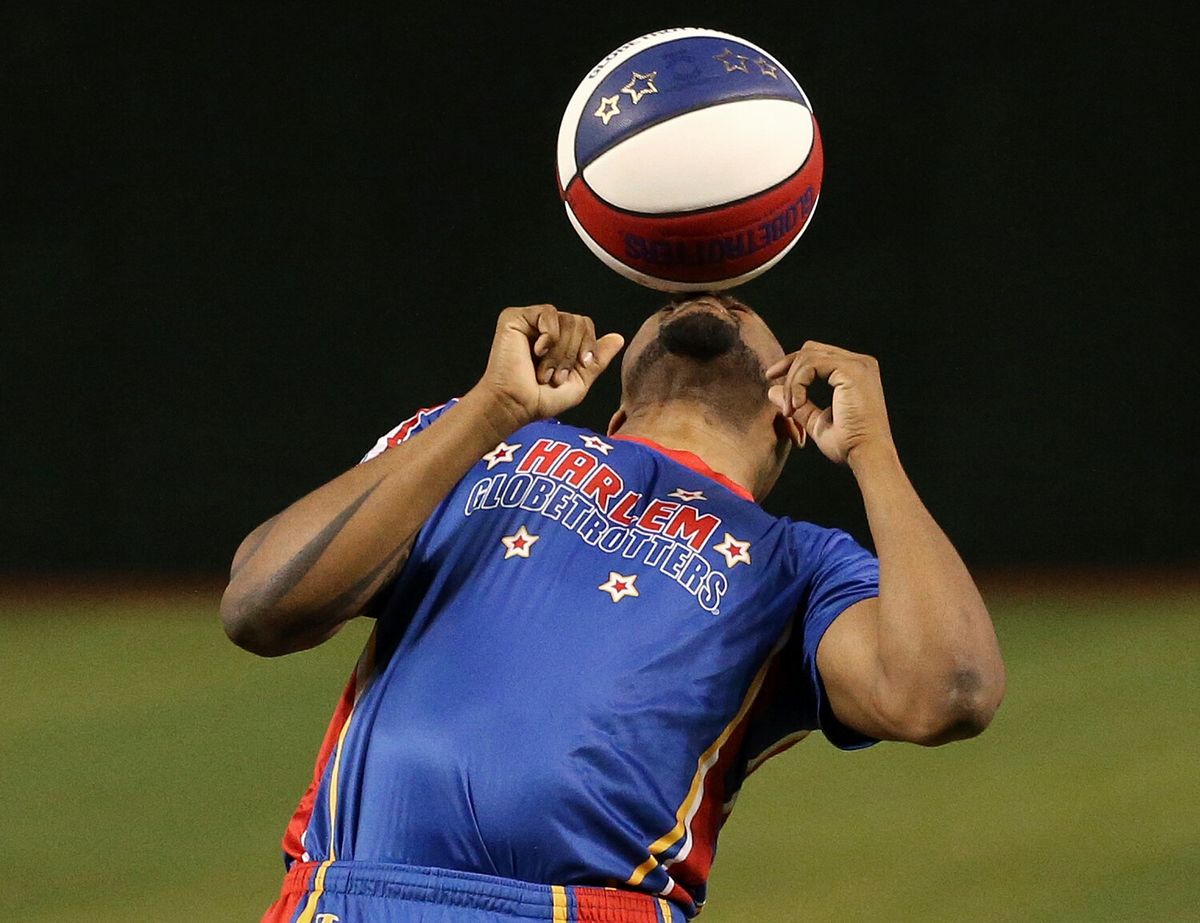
left=593, top=95, right=621, bottom=125
left=579, top=434, right=613, bottom=455
left=500, top=525, right=539, bottom=560
left=714, top=48, right=750, bottom=73
left=598, top=571, right=639, bottom=603
left=668, top=488, right=707, bottom=502
left=713, top=533, right=752, bottom=568
left=482, top=441, right=521, bottom=470
left=620, top=70, right=658, bottom=104
left=753, top=57, right=778, bottom=78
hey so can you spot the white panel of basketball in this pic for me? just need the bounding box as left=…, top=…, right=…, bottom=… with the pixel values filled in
left=555, top=26, right=798, bottom=185
left=581, top=100, right=814, bottom=214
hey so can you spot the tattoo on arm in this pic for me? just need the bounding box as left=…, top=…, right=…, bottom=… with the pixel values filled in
left=322, top=535, right=415, bottom=620
left=244, top=481, right=384, bottom=616
left=231, top=515, right=281, bottom=580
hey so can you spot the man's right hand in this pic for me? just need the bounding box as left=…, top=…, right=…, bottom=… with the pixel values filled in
left=474, top=304, right=625, bottom=428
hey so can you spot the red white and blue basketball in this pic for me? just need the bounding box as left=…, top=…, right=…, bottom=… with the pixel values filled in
left=556, top=28, right=823, bottom=291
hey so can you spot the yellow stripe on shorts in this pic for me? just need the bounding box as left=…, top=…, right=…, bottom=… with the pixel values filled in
left=295, top=859, right=334, bottom=923
left=551, top=884, right=569, bottom=922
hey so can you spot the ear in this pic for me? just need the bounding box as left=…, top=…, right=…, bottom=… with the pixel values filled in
left=607, top=407, right=627, bottom=436
left=773, top=411, right=806, bottom=449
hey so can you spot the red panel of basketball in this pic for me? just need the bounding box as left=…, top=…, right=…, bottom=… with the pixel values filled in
left=563, top=127, right=823, bottom=285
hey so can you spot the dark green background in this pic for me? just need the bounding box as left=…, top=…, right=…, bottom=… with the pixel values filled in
left=2, top=3, right=1194, bottom=573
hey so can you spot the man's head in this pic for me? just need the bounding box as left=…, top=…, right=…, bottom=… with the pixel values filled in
left=609, top=293, right=800, bottom=495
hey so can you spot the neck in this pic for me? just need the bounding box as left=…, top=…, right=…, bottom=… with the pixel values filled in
left=614, top=401, right=775, bottom=500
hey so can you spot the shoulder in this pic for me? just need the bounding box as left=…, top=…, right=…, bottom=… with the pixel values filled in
left=780, top=519, right=878, bottom=576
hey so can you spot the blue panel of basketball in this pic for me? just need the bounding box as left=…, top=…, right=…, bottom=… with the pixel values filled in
left=574, top=36, right=810, bottom=170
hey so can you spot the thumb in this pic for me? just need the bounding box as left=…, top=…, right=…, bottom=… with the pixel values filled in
left=582, top=333, right=625, bottom=382
left=803, top=406, right=842, bottom=462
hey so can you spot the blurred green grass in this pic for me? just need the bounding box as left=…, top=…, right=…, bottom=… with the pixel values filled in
left=2, top=591, right=1197, bottom=922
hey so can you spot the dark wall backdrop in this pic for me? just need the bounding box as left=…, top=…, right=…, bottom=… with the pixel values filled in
left=2, top=3, right=1194, bottom=573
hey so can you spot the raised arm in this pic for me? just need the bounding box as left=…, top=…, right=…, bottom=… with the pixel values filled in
left=221, top=305, right=623, bottom=656
left=768, top=343, right=1005, bottom=746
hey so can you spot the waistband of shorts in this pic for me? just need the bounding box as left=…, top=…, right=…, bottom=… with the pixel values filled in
left=280, top=859, right=688, bottom=921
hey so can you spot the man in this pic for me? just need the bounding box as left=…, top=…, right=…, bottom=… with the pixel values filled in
left=223, top=295, right=1005, bottom=923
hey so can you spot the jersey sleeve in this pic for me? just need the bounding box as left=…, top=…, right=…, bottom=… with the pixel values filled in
left=798, top=528, right=881, bottom=750
left=359, top=400, right=459, bottom=463
left=737, top=525, right=879, bottom=774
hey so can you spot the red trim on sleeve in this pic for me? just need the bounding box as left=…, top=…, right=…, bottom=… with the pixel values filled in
left=387, top=402, right=449, bottom=448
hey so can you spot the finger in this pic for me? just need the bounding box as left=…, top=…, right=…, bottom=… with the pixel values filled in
left=499, top=303, right=550, bottom=337
left=795, top=341, right=878, bottom=384
left=790, top=398, right=825, bottom=435
left=780, top=413, right=806, bottom=449
left=765, top=354, right=795, bottom=380
left=537, top=333, right=625, bottom=416
left=791, top=350, right=845, bottom=383
left=804, top=405, right=841, bottom=461
left=546, top=314, right=587, bottom=386
left=539, top=313, right=582, bottom=385
left=578, top=332, right=625, bottom=385
left=532, top=306, right=560, bottom=362
left=564, top=315, right=588, bottom=369
left=577, top=316, right=598, bottom=368
left=799, top=339, right=862, bottom=358
left=534, top=310, right=566, bottom=384
left=558, top=314, right=595, bottom=385
left=784, top=361, right=817, bottom=416
left=767, top=341, right=856, bottom=379
left=785, top=398, right=833, bottom=460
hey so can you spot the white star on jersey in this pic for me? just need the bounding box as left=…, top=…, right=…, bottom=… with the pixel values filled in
left=500, top=525, right=539, bottom=559
left=579, top=434, right=613, bottom=455
left=598, top=571, right=639, bottom=602
left=713, top=533, right=752, bottom=568
left=668, top=488, right=707, bottom=502
left=482, top=441, right=521, bottom=470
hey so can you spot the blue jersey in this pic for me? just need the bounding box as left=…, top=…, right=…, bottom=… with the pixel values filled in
left=281, top=401, right=879, bottom=917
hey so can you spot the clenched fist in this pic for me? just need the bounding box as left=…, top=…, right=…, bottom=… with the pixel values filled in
left=767, top=341, right=895, bottom=466
left=476, top=304, right=625, bottom=427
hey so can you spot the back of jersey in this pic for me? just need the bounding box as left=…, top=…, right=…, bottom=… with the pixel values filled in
left=292, top=408, right=879, bottom=915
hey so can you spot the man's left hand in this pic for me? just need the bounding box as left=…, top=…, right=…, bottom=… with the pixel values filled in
left=767, top=342, right=895, bottom=465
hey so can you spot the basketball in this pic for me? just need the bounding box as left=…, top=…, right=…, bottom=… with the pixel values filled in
left=556, top=27, right=824, bottom=291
